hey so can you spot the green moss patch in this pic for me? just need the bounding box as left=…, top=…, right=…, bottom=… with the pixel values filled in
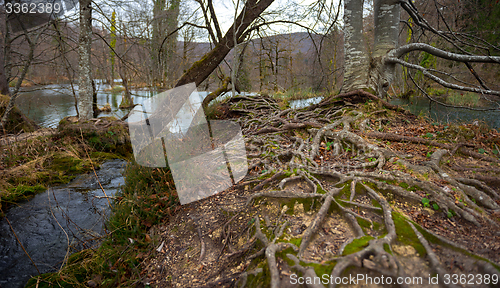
left=49, top=154, right=88, bottom=174
left=392, top=211, right=426, bottom=257
left=342, top=236, right=374, bottom=256
left=1, top=118, right=131, bottom=209
left=3, top=184, right=45, bottom=203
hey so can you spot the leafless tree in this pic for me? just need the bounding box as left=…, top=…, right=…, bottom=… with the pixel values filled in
left=175, top=0, right=276, bottom=88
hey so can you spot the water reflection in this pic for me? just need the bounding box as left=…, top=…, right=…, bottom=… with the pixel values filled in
left=390, top=96, right=500, bottom=129
left=15, top=85, right=254, bottom=128
left=16, top=84, right=158, bottom=128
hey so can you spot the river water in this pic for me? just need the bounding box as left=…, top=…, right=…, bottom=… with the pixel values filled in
left=0, top=160, right=127, bottom=288
left=14, top=85, right=499, bottom=129
left=390, top=96, right=500, bottom=129
left=15, top=84, right=255, bottom=128
left=15, top=83, right=157, bottom=128
left=276, top=96, right=500, bottom=129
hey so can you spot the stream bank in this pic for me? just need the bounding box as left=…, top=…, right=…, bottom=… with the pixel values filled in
left=0, top=159, right=127, bottom=288
left=24, top=92, right=500, bottom=287
left=0, top=115, right=132, bottom=287
left=390, top=95, right=500, bottom=129
left=0, top=117, right=132, bottom=211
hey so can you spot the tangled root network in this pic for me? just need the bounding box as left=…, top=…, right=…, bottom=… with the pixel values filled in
left=147, top=91, right=500, bottom=288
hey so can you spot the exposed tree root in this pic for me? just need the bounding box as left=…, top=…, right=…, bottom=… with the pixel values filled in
left=409, top=222, right=460, bottom=288
left=147, top=92, right=500, bottom=288
left=364, top=131, right=500, bottom=163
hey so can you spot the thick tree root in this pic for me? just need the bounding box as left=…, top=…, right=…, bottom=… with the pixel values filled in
left=230, top=94, right=500, bottom=287
left=150, top=93, right=500, bottom=288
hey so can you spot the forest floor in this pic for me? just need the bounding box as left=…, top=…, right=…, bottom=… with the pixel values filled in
left=140, top=91, right=500, bottom=287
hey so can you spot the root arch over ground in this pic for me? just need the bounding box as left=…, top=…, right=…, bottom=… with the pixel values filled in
left=145, top=91, right=500, bottom=288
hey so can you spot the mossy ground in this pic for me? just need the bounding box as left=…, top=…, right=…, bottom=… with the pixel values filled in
left=138, top=93, right=500, bottom=287
left=18, top=92, right=500, bottom=287
left=0, top=117, right=131, bottom=212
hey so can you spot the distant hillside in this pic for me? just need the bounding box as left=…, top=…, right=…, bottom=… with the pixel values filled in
left=182, top=32, right=325, bottom=60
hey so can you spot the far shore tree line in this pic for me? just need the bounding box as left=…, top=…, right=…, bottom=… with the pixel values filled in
left=0, top=0, right=499, bottom=129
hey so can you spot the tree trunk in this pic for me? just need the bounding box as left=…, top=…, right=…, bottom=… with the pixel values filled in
left=110, top=10, right=116, bottom=86
left=342, top=0, right=401, bottom=97
left=152, top=0, right=166, bottom=87
left=175, top=0, right=275, bottom=88
left=78, top=0, right=93, bottom=121
left=372, top=0, right=400, bottom=97
left=54, top=20, right=79, bottom=117
left=0, top=6, right=9, bottom=96
left=164, top=0, right=180, bottom=87
left=92, top=80, right=99, bottom=118
left=119, top=24, right=133, bottom=109
left=343, top=0, right=370, bottom=92
left=0, top=22, right=40, bottom=133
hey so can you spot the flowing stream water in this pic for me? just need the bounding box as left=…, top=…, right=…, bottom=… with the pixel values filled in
left=0, top=160, right=127, bottom=288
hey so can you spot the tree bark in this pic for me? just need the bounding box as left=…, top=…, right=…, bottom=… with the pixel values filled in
left=343, top=0, right=370, bottom=92
left=0, top=6, right=9, bottom=96
left=110, top=10, right=116, bottom=86
left=0, top=21, right=41, bottom=133
left=152, top=0, right=166, bottom=86
left=164, top=0, right=180, bottom=86
left=175, top=0, right=275, bottom=88
left=78, top=0, right=93, bottom=121
left=372, top=0, right=400, bottom=97
left=119, top=23, right=133, bottom=109
left=202, top=77, right=230, bottom=110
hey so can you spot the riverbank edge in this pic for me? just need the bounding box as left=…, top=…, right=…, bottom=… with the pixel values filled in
left=21, top=94, right=500, bottom=287
left=0, top=117, right=132, bottom=215
left=23, top=155, right=178, bottom=288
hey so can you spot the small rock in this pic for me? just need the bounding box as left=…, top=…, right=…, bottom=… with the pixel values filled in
left=363, top=259, right=376, bottom=269
left=423, top=208, right=435, bottom=216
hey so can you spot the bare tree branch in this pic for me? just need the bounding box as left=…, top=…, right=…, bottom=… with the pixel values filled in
left=391, top=43, right=500, bottom=63
left=408, top=72, right=500, bottom=111
left=388, top=57, right=500, bottom=97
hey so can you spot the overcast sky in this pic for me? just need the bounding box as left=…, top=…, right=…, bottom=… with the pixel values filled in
left=212, top=0, right=342, bottom=36
left=8, top=0, right=343, bottom=41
